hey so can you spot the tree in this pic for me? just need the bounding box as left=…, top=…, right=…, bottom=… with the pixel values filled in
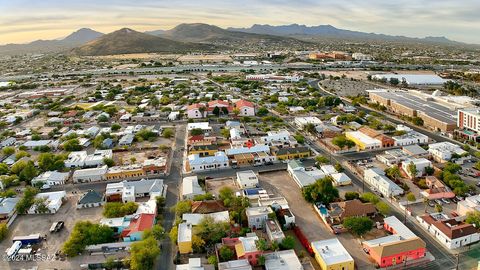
left=195, top=216, right=230, bottom=246
left=219, top=246, right=234, bottom=262
left=97, top=115, right=109, bottom=122
left=0, top=163, right=9, bottom=175
left=129, top=235, right=160, bottom=270
left=407, top=162, right=418, bottom=179
left=257, top=107, right=269, bottom=116
left=63, top=139, right=82, bottom=151
left=212, top=106, right=221, bottom=116
left=151, top=224, right=165, bottom=241
left=15, top=187, right=39, bottom=214
left=305, top=123, right=316, bottom=134
left=11, top=160, right=27, bottom=175
left=343, top=216, right=373, bottom=237
left=219, top=187, right=234, bottom=206
left=425, top=166, right=435, bottom=176
left=173, top=200, right=192, bottom=217
left=220, top=128, right=230, bottom=139
left=385, top=165, right=401, bottom=181
left=103, top=158, right=115, bottom=167
left=465, top=211, right=480, bottom=228
left=169, top=226, right=178, bottom=244
left=207, top=255, right=218, bottom=266
left=315, top=155, right=329, bottom=165
left=406, top=192, right=416, bottom=202
left=2, top=147, right=15, bottom=156
left=190, top=128, right=203, bottom=136
left=111, top=123, right=121, bottom=131
left=192, top=234, right=206, bottom=253
left=376, top=201, right=391, bottom=216
left=280, top=236, right=295, bottom=250
left=332, top=135, right=355, bottom=150
left=360, top=192, right=379, bottom=204
left=435, top=204, right=443, bottom=213
left=62, top=221, right=114, bottom=257
left=19, top=161, right=38, bottom=183
left=293, top=134, right=305, bottom=144
left=334, top=162, right=344, bottom=172
left=103, top=202, right=138, bottom=218
left=38, top=153, right=66, bottom=171
left=302, top=177, right=339, bottom=204
left=344, top=192, right=360, bottom=201
left=0, top=223, right=8, bottom=241
left=255, top=238, right=268, bottom=251
left=389, top=78, right=400, bottom=85
left=198, top=106, right=206, bottom=118
left=162, top=128, right=174, bottom=139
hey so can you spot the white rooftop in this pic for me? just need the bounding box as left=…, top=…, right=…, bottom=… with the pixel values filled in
left=311, top=238, right=353, bottom=266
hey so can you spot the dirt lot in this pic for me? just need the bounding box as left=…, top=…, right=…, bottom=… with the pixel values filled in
left=113, top=148, right=169, bottom=165
left=258, top=170, right=375, bottom=270
left=0, top=194, right=105, bottom=269
left=205, top=177, right=240, bottom=197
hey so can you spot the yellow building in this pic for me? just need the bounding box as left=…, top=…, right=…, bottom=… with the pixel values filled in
left=233, top=153, right=255, bottom=166
left=312, top=238, right=354, bottom=270
left=345, top=131, right=381, bottom=151
left=275, top=147, right=311, bottom=160
left=188, top=145, right=219, bottom=157
left=178, top=223, right=193, bottom=254
left=105, top=166, right=146, bottom=181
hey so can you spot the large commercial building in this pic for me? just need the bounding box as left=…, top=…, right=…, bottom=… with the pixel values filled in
left=345, top=131, right=381, bottom=150
left=368, top=90, right=457, bottom=132
left=457, top=108, right=480, bottom=141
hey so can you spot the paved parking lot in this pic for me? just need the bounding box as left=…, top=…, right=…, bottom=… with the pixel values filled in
left=258, top=171, right=375, bottom=270
left=0, top=194, right=105, bottom=269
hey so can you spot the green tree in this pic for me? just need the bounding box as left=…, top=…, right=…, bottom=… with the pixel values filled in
left=173, top=200, right=192, bottom=216
left=212, top=106, right=221, bottom=116
left=0, top=223, right=8, bottom=241
left=332, top=135, right=355, bottom=150
left=62, top=221, right=114, bottom=257
left=406, top=192, right=416, bottom=202
left=162, top=128, right=174, bottom=139
left=38, top=153, right=66, bottom=171
left=255, top=238, right=268, bottom=251
left=0, top=163, right=9, bottom=175
left=63, top=139, right=82, bottom=151
left=190, top=128, right=203, bottom=136
left=280, top=236, right=295, bottom=250
left=344, top=192, right=360, bottom=201
left=207, top=255, right=218, bottom=266
left=19, top=161, right=38, bottom=183
left=219, top=246, right=234, bottom=262
left=407, top=162, right=418, bottom=179
left=129, top=235, right=160, bottom=270
left=360, top=192, right=380, bottom=204
left=343, top=216, right=373, bottom=237
left=375, top=201, right=391, bottom=216
left=220, top=128, right=230, bottom=139
left=257, top=107, right=269, bottom=116
left=151, top=224, right=165, bottom=241
left=465, top=211, right=480, bottom=228
left=385, top=165, right=401, bottom=181
left=103, top=158, right=115, bottom=167
left=15, top=186, right=39, bottom=214
left=435, top=204, right=443, bottom=213
left=103, top=202, right=138, bottom=218
left=315, top=155, right=329, bottom=165
left=195, top=216, right=230, bottom=247
left=302, top=177, right=339, bottom=204
left=2, top=147, right=15, bottom=156
left=111, top=123, right=121, bottom=131
left=305, top=123, right=316, bottom=134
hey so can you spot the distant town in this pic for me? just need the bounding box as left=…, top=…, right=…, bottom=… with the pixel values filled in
left=0, top=22, right=479, bottom=270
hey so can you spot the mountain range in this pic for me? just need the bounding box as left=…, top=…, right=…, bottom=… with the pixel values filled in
left=0, top=23, right=470, bottom=56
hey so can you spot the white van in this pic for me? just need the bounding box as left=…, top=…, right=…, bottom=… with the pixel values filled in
left=5, top=241, right=22, bottom=258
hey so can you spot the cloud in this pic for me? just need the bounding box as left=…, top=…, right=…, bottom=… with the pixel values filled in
left=0, top=0, right=479, bottom=44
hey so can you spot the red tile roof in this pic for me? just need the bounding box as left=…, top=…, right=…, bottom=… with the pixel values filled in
left=187, top=103, right=206, bottom=111
left=191, top=200, right=226, bottom=214
left=120, top=213, right=155, bottom=238
left=420, top=214, right=478, bottom=239
left=208, top=100, right=229, bottom=107
left=235, top=100, right=254, bottom=109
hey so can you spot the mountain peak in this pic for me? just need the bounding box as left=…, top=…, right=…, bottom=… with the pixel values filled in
left=62, top=28, right=103, bottom=44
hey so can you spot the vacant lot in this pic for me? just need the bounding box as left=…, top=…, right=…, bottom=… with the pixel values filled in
left=258, top=170, right=375, bottom=270
left=205, top=177, right=239, bottom=197
left=0, top=194, right=105, bottom=269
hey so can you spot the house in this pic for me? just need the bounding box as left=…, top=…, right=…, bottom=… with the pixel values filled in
left=392, top=129, right=429, bottom=146
left=185, top=151, right=229, bottom=172
left=345, top=131, right=381, bottom=150
left=330, top=173, right=352, bottom=186
left=218, top=259, right=252, bottom=270
left=77, top=190, right=105, bottom=209
left=327, top=199, right=376, bottom=225
left=27, top=191, right=66, bottom=214
left=187, top=135, right=217, bottom=146
left=363, top=168, right=404, bottom=198
left=363, top=216, right=426, bottom=268
left=401, top=158, right=432, bottom=178
left=208, top=100, right=232, bottom=115
left=235, top=100, right=255, bottom=116
left=100, top=216, right=132, bottom=235
left=274, top=147, right=310, bottom=160
left=187, top=104, right=207, bottom=119
left=359, top=127, right=395, bottom=148
left=236, top=170, right=259, bottom=188
left=402, top=144, right=429, bottom=158
left=189, top=145, right=219, bottom=157
left=31, top=171, right=69, bottom=186
left=105, top=179, right=166, bottom=203
left=187, top=122, right=212, bottom=132
left=260, top=130, right=295, bottom=148
left=176, top=258, right=211, bottom=270
left=23, top=140, right=53, bottom=149
left=419, top=213, right=480, bottom=249
left=264, top=250, right=303, bottom=270
left=105, top=165, right=146, bottom=180
left=428, top=142, right=468, bottom=162
left=182, top=211, right=230, bottom=226
left=0, top=197, right=20, bottom=226
left=376, top=149, right=409, bottom=167
left=118, top=134, right=135, bottom=146
left=246, top=206, right=273, bottom=229
left=420, top=176, right=455, bottom=200
left=457, top=194, right=480, bottom=216
left=0, top=137, right=16, bottom=148
left=294, top=117, right=322, bottom=130
left=223, top=234, right=262, bottom=265
left=72, top=165, right=108, bottom=183
left=142, top=157, right=167, bottom=176
left=178, top=223, right=193, bottom=254
left=182, top=176, right=205, bottom=200
left=265, top=219, right=285, bottom=243
left=121, top=213, right=156, bottom=242
left=312, top=238, right=354, bottom=270
left=287, top=160, right=326, bottom=188
left=191, top=200, right=226, bottom=214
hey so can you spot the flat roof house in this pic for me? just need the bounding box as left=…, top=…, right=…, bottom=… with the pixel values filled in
left=27, top=191, right=66, bottom=214
left=236, top=170, right=259, bottom=189
left=182, top=176, right=205, bottom=200
left=31, top=171, right=69, bottom=186
left=312, top=238, right=354, bottom=270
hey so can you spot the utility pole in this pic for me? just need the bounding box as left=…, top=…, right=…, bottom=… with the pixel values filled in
left=455, top=253, right=459, bottom=270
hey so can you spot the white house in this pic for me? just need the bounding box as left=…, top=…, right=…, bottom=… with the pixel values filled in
left=363, top=168, right=404, bottom=198
left=246, top=206, right=273, bottom=229
left=28, top=191, right=66, bottom=214
left=264, top=250, right=303, bottom=270
left=392, top=130, right=429, bottom=146
left=260, top=130, right=295, bottom=147
left=105, top=179, right=167, bottom=203
left=265, top=219, right=285, bottom=243
left=186, top=104, right=207, bottom=119
left=186, top=151, right=229, bottom=172
left=72, top=166, right=108, bottom=183
left=31, top=171, right=69, bottom=186
left=418, top=213, right=480, bottom=249
left=294, top=117, right=322, bottom=130
left=236, top=170, right=259, bottom=188
left=287, top=160, right=326, bottom=188
left=181, top=176, right=205, bottom=199
left=401, top=158, right=432, bottom=178
left=428, top=142, right=468, bottom=162
left=235, top=100, right=255, bottom=116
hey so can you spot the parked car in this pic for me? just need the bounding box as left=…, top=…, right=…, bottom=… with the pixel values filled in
left=49, top=221, right=64, bottom=233
left=428, top=200, right=435, bottom=207
left=441, top=198, right=451, bottom=204
left=435, top=199, right=443, bottom=206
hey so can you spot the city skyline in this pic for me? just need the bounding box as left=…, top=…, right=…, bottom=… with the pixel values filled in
left=1, top=0, right=480, bottom=45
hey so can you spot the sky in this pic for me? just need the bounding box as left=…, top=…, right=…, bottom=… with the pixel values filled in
left=0, top=0, right=479, bottom=44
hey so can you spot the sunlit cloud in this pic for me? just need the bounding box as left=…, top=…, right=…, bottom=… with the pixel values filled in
left=0, top=0, right=479, bottom=44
